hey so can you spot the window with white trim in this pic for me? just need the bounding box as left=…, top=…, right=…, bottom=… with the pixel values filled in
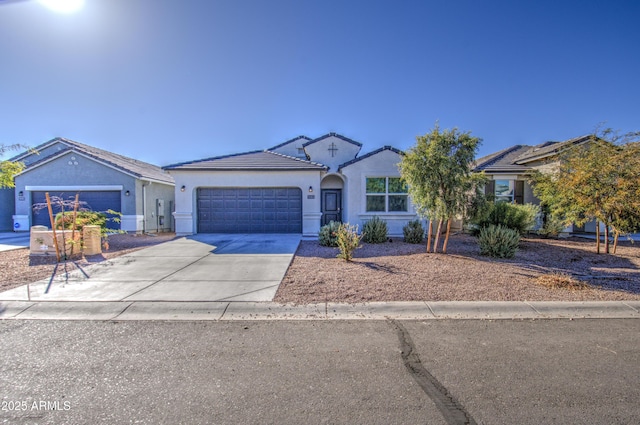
left=366, top=177, right=408, bottom=212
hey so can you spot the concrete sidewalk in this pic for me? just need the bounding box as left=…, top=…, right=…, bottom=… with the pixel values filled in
left=1, top=300, right=638, bottom=321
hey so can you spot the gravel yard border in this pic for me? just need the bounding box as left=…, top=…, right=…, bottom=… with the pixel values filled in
left=2, top=232, right=639, bottom=303
left=274, top=234, right=640, bottom=304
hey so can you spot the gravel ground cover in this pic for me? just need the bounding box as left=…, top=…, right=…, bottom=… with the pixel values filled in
left=0, top=233, right=177, bottom=292
left=2, top=232, right=639, bottom=302
left=274, top=234, right=640, bottom=303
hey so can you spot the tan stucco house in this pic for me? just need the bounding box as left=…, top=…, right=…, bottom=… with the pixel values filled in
left=473, top=135, right=601, bottom=232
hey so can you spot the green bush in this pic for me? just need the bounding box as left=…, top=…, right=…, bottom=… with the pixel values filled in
left=55, top=211, right=107, bottom=231
left=538, top=214, right=565, bottom=238
left=403, top=220, right=424, bottom=244
left=472, top=202, right=539, bottom=235
left=362, top=216, right=388, bottom=244
left=478, top=224, right=520, bottom=258
left=318, top=221, right=341, bottom=247
left=336, top=223, right=362, bottom=261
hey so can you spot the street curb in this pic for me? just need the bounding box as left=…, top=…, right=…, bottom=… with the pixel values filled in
left=1, top=300, right=639, bottom=321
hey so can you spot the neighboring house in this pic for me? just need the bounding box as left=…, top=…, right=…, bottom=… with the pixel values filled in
left=164, top=133, right=419, bottom=236
left=0, top=187, right=15, bottom=231
left=473, top=135, right=597, bottom=232
left=10, top=137, right=175, bottom=233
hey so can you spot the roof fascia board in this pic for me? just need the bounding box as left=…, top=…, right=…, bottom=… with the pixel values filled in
left=17, top=149, right=141, bottom=180
left=10, top=137, right=69, bottom=162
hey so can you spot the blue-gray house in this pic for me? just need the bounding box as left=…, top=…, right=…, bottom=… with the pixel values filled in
left=5, top=137, right=175, bottom=233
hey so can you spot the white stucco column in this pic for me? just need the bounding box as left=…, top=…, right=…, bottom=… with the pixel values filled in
left=173, top=212, right=194, bottom=235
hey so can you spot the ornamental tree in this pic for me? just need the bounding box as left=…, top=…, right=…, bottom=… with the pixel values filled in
left=531, top=130, right=640, bottom=254
left=0, top=143, right=26, bottom=188
left=399, top=124, right=483, bottom=253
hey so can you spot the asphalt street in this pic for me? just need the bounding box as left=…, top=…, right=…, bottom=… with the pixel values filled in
left=1, top=319, right=639, bottom=425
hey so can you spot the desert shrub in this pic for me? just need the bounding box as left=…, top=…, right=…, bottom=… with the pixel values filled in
left=336, top=223, right=361, bottom=261
left=55, top=211, right=107, bottom=231
left=318, top=221, right=341, bottom=247
left=478, top=224, right=520, bottom=258
left=538, top=214, right=565, bottom=238
left=472, top=202, right=539, bottom=235
left=403, top=219, right=424, bottom=244
left=362, top=216, right=388, bottom=244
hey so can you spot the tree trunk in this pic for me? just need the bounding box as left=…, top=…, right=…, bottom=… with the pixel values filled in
left=596, top=220, right=600, bottom=254
left=604, top=224, right=610, bottom=254
left=426, top=220, right=433, bottom=253
left=45, top=192, right=61, bottom=262
left=442, top=217, right=452, bottom=254
left=70, top=193, right=80, bottom=256
left=433, top=219, right=443, bottom=253
left=613, top=230, right=619, bottom=254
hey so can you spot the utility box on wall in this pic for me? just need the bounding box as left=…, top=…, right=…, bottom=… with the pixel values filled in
left=156, top=199, right=165, bottom=227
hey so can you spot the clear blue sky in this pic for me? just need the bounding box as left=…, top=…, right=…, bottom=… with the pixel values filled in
left=1, top=0, right=638, bottom=166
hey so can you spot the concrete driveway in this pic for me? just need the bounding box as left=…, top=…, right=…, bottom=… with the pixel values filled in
left=0, top=234, right=301, bottom=302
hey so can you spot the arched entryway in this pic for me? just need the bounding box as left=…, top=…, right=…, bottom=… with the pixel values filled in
left=320, top=174, right=345, bottom=226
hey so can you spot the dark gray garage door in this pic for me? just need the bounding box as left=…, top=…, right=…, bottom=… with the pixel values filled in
left=197, top=187, right=302, bottom=233
left=0, top=188, right=15, bottom=231
left=31, top=191, right=121, bottom=229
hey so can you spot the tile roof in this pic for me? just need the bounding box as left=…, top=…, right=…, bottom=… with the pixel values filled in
left=513, top=135, right=592, bottom=164
left=473, top=145, right=534, bottom=173
left=164, top=150, right=327, bottom=171
left=302, top=132, right=363, bottom=149
left=473, top=135, right=594, bottom=173
left=18, top=137, right=174, bottom=184
left=338, top=146, right=403, bottom=171
left=268, top=135, right=311, bottom=151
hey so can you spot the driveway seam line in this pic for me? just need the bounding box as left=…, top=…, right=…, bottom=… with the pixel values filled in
left=111, top=301, right=136, bottom=320
left=219, top=302, right=231, bottom=320
left=123, top=254, right=212, bottom=300
left=218, top=284, right=281, bottom=302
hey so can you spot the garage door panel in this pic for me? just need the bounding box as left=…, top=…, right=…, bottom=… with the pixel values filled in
left=32, top=191, right=121, bottom=229
left=197, top=187, right=302, bottom=233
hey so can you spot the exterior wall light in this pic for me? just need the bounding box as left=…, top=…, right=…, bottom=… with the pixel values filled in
left=181, top=185, right=186, bottom=192
left=125, top=190, right=130, bottom=196
left=308, top=186, right=313, bottom=193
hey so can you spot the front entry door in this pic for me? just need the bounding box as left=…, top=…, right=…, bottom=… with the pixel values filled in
left=321, top=189, right=342, bottom=225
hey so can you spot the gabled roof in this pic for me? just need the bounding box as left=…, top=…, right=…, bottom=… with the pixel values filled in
left=164, top=150, right=327, bottom=171
left=268, top=135, right=311, bottom=151
left=473, top=145, right=534, bottom=173
left=338, top=146, right=403, bottom=171
left=473, top=135, right=594, bottom=174
left=302, top=132, right=363, bottom=149
left=514, top=135, right=592, bottom=164
left=16, top=137, right=174, bottom=184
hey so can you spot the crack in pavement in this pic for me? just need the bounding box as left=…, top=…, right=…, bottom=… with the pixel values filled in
left=390, top=320, right=477, bottom=425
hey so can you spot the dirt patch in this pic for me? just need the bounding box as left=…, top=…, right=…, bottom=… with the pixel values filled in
left=274, top=234, right=640, bottom=303
left=0, top=233, right=177, bottom=292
